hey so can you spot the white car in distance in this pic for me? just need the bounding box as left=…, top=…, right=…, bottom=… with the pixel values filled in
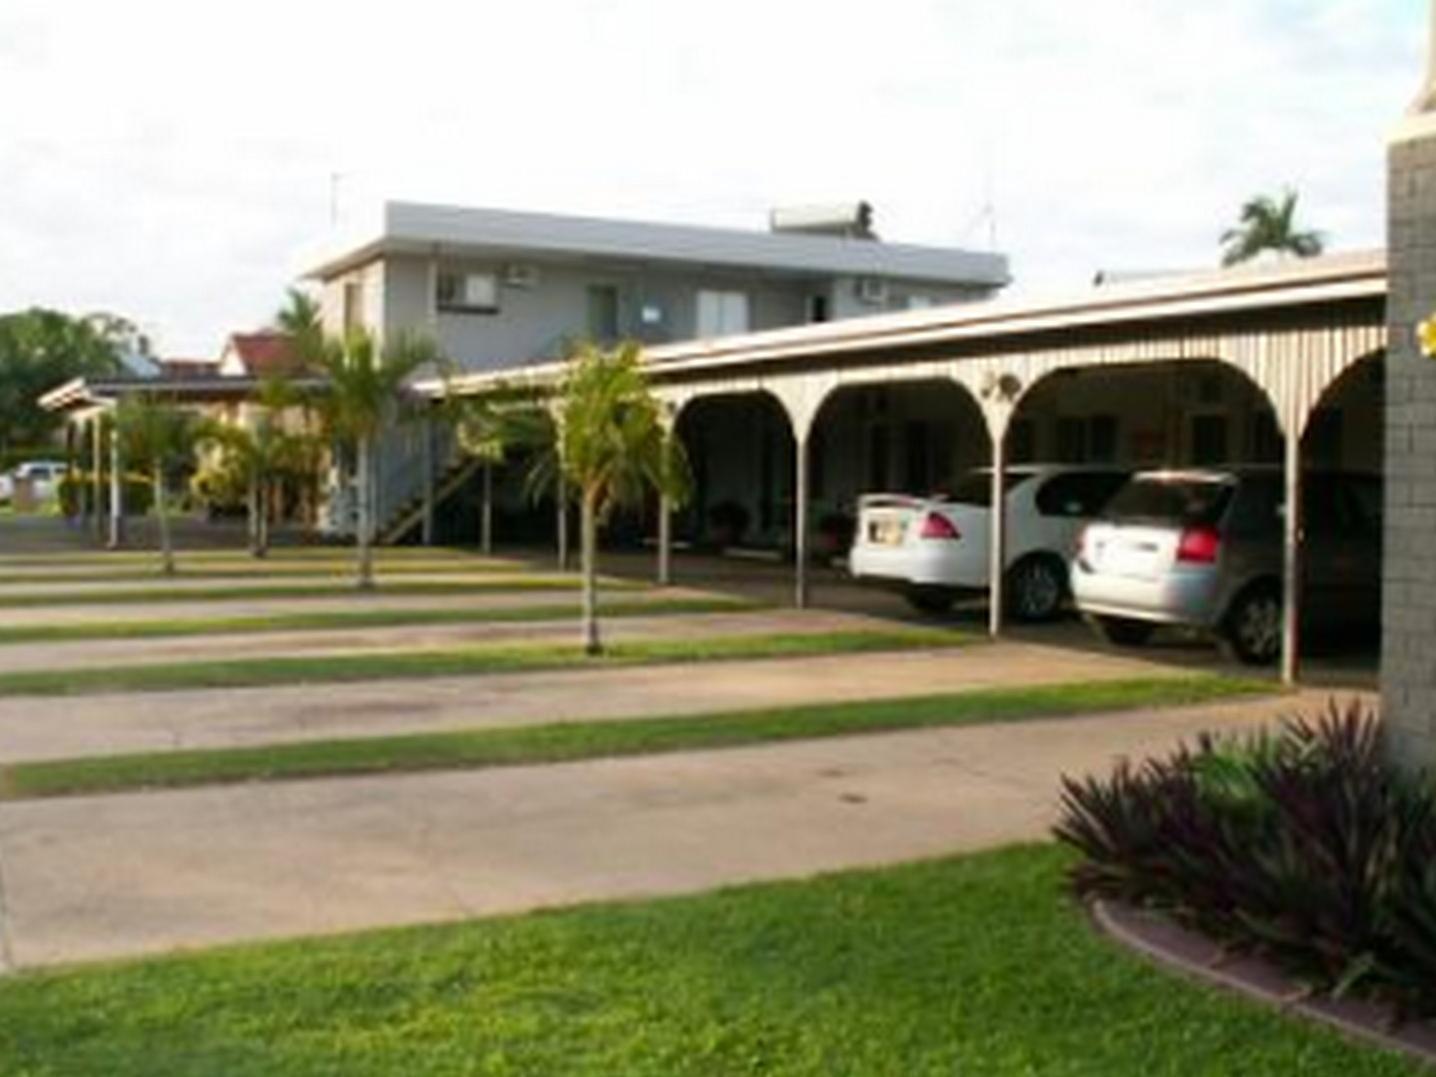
left=849, top=465, right=1131, bottom=620
left=0, top=460, right=69, bottom=504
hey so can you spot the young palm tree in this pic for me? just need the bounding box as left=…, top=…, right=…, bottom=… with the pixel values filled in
left=548, top=341, right=687, bottom=654
left=114, top=395, right=201, bottom=576
left=1220, top=189, right=1324, bottom=267
left=448, top=387, right=551, bottom=554
left=201, top=380, right=314, bottom=559
left=311, top=328, right=439, bottom=589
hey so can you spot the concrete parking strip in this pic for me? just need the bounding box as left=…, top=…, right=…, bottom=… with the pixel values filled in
left=0, top=692, right=1309, bottom=968
left=0, top=607, right=870, bottom=674
left=0, top=585, right=704, bottom=627
left=0, top=642, right=1205, bottom=764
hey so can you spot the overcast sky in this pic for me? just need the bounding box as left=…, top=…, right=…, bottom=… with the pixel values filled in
left=0, top=0, right=1425, bottom=357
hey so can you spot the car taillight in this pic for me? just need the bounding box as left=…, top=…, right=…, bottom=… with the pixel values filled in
left=1176, top=525, right=1221, bottom=564
left=919, top=512, right=961, bottom=541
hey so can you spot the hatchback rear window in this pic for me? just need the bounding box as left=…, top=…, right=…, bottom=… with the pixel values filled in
left=1103, top=477, right=1234, bottom=526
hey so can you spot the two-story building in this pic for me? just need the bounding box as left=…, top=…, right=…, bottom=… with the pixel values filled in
left=301, top=200, right=1011, bottom=542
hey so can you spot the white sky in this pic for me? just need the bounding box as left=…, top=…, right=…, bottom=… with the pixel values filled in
left=0, top=0, right=1425, bottom=357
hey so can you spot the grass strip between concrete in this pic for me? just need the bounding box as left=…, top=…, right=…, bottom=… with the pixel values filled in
left=0, top=561, right=534, bottom=585
left=0, top=675, right=1273, bottom=799
left=0, top=628, right=965, bottom=698
left=0, top=575, right=642, bottom=607
left=0, top=845, right=1408, bottom=1076
left=0, top=596, right=760, bottom=645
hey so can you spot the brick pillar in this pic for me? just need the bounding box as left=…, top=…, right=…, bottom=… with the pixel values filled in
left=1382, top=4, right=1436, bottom=766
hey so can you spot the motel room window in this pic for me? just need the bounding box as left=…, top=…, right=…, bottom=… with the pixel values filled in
left=1190, top=414, right=1230, bottom=466
left=697, top=290, right=750, bottom=337
left=586, top=285, right=621, bottom=342
left=437, top=272, right=499, bottom=314
left=342, top=281, right=365, bottom=333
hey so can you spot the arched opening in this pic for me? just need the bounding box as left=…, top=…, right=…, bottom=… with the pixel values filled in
left=672, top=391, right=796, bottom=554
left=806, top=377, right=989, bottom=548
left=1294, top=350, right=1385, bottom=666
left=999, top=355, right=1382, bottom=682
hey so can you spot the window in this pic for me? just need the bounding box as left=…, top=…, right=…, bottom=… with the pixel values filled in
left=1190, top=414, right=1229, bottom=466
left=586, top=285, right=620, bottom=341
left=437, top=272, right=499, bottom=313
left=1088, top=415, right=1118, bottom=463
left=1007, top=420, right=1036, bottom=464
left=343, top=281, right=364, bottom=332
left=807, top=294, right=830, bottom=323
left=697, top=290, right=749, bottom=336
left=1055, top=417, right=1087, bottom=464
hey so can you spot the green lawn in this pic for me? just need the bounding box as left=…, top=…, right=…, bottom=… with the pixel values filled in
left=0, top=560, right=529, bottom=585
left=0, top=596, right=758, bottom=646
left=0, top=675, right=1273, bottom=800
left=0, top=628, right=964, bottom=697
left=0, top=844, right=1416, bottom=1075
left=0, top=576, right=639, bottom=608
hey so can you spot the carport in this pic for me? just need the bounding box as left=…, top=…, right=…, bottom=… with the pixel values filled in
left=431, top=252, right=1387, bottom=684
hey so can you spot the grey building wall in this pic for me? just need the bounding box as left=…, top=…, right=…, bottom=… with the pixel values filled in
left=329, top=254, right=992, bottom=373
left=1383, top=108, right=1436, bottom=765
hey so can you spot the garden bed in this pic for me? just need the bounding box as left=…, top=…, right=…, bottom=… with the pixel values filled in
left=1091, top=897, right=1436, bottom=1067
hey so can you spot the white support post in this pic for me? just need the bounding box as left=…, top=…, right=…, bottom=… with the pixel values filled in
left=420, top=419, right=435, bottom=547
left=91, top=416, right=105, bottom=543
left=557, top=473, right=569, bottom=570
left=480, top=461, right=494, bottom=556
left=657, top=490, right=672, bottom=586
left=794, top=433, right=809, bottom=609
left=108, top=422, right=124, bottom=549
left=1281, top=420, right=1302, bottom=686
left=988, top=425, right=1007, bottom=638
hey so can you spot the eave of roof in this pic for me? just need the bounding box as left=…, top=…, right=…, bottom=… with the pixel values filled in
left=39, top=375, right=330, bottom=413
left=303, top=201, right=1011, bottom=287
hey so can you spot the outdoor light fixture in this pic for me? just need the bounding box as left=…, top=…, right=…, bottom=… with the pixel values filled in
left=1420, top=312, right=1436, bottom=359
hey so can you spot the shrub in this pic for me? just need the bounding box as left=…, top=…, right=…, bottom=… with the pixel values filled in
left=1055, top=701, right=1436, bottom=1015
left=58, top=472, right=153, bottom=516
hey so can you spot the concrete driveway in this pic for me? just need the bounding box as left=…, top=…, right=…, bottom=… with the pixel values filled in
left=0, top=691, right=1315, bottom=969
left=0, top=641, right=1202, bottom=764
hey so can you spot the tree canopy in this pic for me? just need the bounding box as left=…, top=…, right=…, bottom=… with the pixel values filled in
left=0, top=308, right=129, bottom=451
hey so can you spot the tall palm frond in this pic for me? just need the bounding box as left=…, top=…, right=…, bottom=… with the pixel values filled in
left=1221, top=189, right=1324, bottom=267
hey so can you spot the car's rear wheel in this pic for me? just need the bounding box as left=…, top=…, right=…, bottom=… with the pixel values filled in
left=1222, top=585, right=1282, bottom=665
left=1006, top=555, right=1068, bottom=623
left=1090, top=615, right=1156, bottom=647
left=905, top=585, right=957, bottom=615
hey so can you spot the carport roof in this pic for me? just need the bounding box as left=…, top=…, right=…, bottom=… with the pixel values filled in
left=39, top=374, right=329, bottom=414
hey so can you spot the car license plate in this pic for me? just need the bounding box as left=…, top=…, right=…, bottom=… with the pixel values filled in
left=869, top=518, right=905, bottom=545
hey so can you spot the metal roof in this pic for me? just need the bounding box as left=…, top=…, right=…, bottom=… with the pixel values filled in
left=303, top=201, right=1011, bottom=286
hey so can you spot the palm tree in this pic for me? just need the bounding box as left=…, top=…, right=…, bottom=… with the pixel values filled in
left=447, top=386, right=551, bottom=554
left=547, top=341, right=687, bottom=654
left=310, top=328, right=440, bottom=589
left=1221, top=189, right=1324, bottom=267
left=273, top=287, right=323, bottom=350
left=115, top=395, right=202, bottom=576
left=201, top=378, right=315, bottom=558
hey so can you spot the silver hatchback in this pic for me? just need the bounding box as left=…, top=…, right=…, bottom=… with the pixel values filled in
left=1070, top=467, right=1381, bottom=664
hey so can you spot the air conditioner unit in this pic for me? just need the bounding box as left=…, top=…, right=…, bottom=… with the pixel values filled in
left=504, top=264, right=540, bottom=289
left=857, top=277, right=888, bottom=305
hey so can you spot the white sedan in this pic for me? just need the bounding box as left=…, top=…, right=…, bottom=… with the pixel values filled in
left=848, top=465, right=1131, bottom=620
